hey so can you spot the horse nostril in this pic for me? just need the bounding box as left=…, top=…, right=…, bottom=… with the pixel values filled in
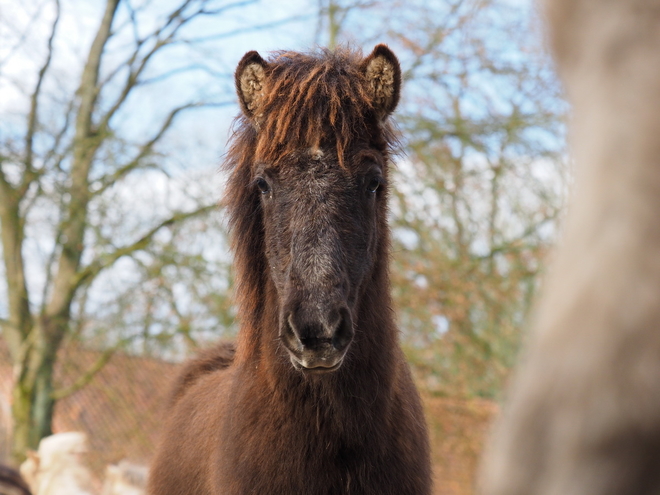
left=282, top=308, right=354, bottom=354
left=332, top=311, right=353, bottom=351
left=281, top=315, right=304, bottom=353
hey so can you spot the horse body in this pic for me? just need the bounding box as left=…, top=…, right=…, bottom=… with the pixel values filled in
left=148, top=45, right=431, bottom=495
left=151, top=297, right=429, bottom=494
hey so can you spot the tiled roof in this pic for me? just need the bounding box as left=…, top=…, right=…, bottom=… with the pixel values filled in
left=0, top=340, right=177, bottom=475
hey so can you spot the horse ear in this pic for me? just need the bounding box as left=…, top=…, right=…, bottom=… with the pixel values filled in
left=361, top=44, right=402, bottom=120
left=235, top=51, right=268, bottom=119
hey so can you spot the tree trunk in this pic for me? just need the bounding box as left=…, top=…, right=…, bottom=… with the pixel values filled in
left=11, top=361, right=56, bottom=459
left=1, top=0, right=231, bottom=462
left=10, top=324, right=59, bottom=460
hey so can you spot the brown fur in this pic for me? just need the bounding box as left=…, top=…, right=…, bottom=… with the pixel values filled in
left=479, top=1, right=660, bottom=494
left=168, top=342, right=236, bottom=405
left=0, top=465, right=32, bottom=495
left=148, top=45, right=430, bottom=495
left=234, top=46, right=399, bottom=168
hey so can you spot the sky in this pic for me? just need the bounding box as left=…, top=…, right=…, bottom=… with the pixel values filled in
left=1, top=0, right=544, bottom=175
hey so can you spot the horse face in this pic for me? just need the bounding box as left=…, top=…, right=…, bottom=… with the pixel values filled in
left=234, top=44, right=401, bottom=373
left=255, top=150, right=386, bottom=373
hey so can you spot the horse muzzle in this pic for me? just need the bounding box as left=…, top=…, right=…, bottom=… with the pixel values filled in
left=280, top=305, right=354, bottom=373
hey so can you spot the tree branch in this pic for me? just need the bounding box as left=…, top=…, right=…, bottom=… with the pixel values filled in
left=74, top=0, right=119, bottom=143
left=46, top=0, right=121, bottom=322
left=138, top=64, right=232, bottom=86
left=0, top=2, right=46, bottom=72
left=50, top=336, right=136, bottom=400
left=42, top=97, right=76, bottom=172
left=73, top=204, right=217, bottom=290
left=184, top=13, right=311, bottom=43
left=0, top=164, right=33, bottom=353
left=197, top=0, right=258, bottom=15
left=95, top=0, right=261, bottom=134
left=92, top=101, right=232, bottom=197
left=97, top=39, right=168, bottom=132
left=96, top=0, right=209, bottom=132
left=21, top=0, right=60, bottom=198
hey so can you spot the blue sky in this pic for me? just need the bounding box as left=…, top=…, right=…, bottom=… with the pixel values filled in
left=1, top=0, right=548, bottom=178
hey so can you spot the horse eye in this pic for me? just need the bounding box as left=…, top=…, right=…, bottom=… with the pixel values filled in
left=366, top=177, right=381, bottom=194
left=255, top=177, right=270, bottom=194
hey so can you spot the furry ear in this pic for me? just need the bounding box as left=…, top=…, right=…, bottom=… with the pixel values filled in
left=361, top=44, right=402, bottom=120
left=235, top=51, right=268, bottom=119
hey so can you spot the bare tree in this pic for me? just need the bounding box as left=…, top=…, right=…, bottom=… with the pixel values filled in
left=0, top=0, right=291, bottom=460
left=315, top=0, right=379, bottom=49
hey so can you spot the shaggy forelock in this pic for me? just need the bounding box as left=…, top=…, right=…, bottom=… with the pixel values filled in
left=246, top=47, right=394, bottom=168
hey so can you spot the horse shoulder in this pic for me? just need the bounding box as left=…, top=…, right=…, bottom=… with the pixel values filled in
left=148, top=346, right=236, bottom=495
left=168, top=342, right=236, bottom=405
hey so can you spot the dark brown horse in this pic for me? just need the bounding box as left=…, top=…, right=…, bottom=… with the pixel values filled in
left=147, top=45, right=431, bottom=495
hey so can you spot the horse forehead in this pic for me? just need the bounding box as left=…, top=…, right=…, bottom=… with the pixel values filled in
left=284, top=154, right=352, bottom=191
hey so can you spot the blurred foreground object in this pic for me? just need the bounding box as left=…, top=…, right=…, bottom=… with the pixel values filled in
left=480, top=0, right=660, bottom=493
left=101, top=460, right=147, bottom=495
left=19, top=432, right=94, bottom=495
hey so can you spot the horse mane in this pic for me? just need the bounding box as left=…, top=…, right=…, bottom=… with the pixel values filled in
left=222, top=46, right=399, bottom=339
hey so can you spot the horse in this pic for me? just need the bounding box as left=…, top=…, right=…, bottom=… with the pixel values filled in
left=480, top=0, right=660, bottom=493
left=147, top=45, right=432, bottom=495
